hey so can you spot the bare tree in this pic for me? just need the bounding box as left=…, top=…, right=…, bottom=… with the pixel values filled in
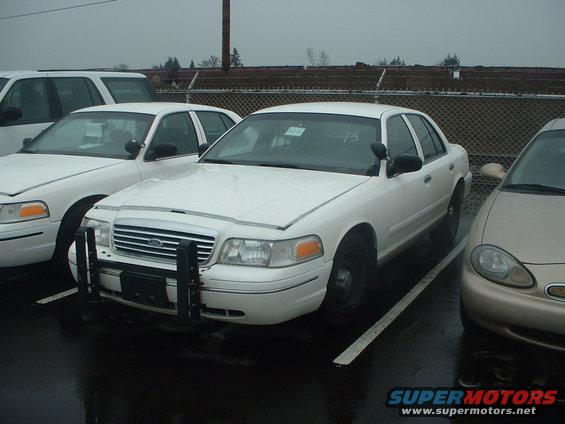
left=306, top=48, right=330, bottom=66
left=199, top=55, right=221, bottom=68
left=318, top=50, right=330, bottom=66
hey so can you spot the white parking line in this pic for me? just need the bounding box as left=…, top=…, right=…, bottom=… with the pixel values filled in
left=333, top=236, right=468, bottom=366
left=36, top=288, right=78, bottom=304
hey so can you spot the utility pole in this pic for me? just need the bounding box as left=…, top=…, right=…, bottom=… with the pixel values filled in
left=222, top=0, right=230, bottom=72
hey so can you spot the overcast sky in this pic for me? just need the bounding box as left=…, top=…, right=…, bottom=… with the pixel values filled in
left=1, top=0, right=564, bottom=70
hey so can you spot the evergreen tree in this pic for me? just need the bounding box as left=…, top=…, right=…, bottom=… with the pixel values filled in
left=230, top=47, right=243, bottom=67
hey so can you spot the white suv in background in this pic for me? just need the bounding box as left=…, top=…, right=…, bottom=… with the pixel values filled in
left=0, top=70, right=158, bottom=157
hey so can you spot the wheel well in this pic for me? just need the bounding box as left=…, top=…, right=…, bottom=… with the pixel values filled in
left=348, top=223, right=377, bottom=254
left=455, top=177, right=465, bottom=196
left=56, top=195, right=107, bottom=244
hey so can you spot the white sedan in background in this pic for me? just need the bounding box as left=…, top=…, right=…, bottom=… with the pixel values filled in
left=461, top=118, right=565, bottom=351
left=0, top=102, right=241, bottom=271
left=71, top=102, right=471, bottom=328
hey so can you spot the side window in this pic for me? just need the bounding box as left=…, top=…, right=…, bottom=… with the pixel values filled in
left=53, top=78, right=104, bottom=115
left=422, top=118, right=446, bottom=155
left=196, top=111, right=229, bottom=143
left=101, top=78, right=157, bottom=103
left=219, top=113, right=235, bottom=128
left=147, top=112, right=199, bottom=159
left=386, top=115, right=418, bottom=160
left=1, top=78, right=52, bottom=123
left=406, top=115, right=438, bottom=161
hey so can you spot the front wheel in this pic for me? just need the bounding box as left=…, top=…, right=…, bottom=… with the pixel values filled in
left=319, top=233, right=370, bottom=329
left=431, top=188, right=462, bottom=246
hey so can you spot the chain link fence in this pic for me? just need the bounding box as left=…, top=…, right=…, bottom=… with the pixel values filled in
left=157, top=88, right=565, bottom=214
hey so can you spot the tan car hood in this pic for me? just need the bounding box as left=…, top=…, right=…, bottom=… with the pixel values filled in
left=483, top=190, right=565, bottom=264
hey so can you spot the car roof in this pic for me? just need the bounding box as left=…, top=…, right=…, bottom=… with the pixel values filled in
left=544, top=118, right=565, bottom=131
left=253, top=102, right=417, bottom=119
left=72, top=102, right=233, bottom=115
left=0, top=70, right=147, bottom=79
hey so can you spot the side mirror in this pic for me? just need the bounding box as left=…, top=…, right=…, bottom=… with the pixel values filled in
left=480, top=163, right=506, bottom=180
left=22, top=137, right=33, bottom=146
left=1, top=105, right=23, bottom=122
left=125, top=140, right=142, bottom=156
left=370, top=142, right=388, bottom=160
left=147, top=143, right=177, bottom=160
left=388, top=154, right=423, bottom=176
left=198, top=143, right=211, bottom=157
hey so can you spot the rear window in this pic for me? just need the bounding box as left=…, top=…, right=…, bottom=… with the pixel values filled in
left=0, top=78, right=8, bottom=93
left=101, top=77, right=157, bottom=103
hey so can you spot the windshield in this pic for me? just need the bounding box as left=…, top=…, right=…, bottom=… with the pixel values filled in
left=21, top=111, right=154, bottom=159
left=200, top=113, right=382, bottom=175
left=503, top=129, right=565, bottom=193
left=0, top=78, right=8, bottom=93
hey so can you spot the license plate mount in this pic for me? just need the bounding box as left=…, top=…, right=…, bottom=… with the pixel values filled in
left=120, top=272, right=169, bottom=308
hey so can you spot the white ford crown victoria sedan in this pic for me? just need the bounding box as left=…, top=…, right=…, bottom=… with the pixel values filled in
left=0, top=102, right=240, bottom=270
left=70, top=103, right=471, bottom=327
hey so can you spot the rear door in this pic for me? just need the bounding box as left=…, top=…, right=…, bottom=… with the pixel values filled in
left=51, top=77, right=104, bottom=116
left=0, top=77, right=57, bottom=157
left=136, top=111, right=201, bottom=179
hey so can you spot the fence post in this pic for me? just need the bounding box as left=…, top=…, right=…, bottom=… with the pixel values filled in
left=375, top=68, right=387, bottom=104
left=186, top=71, right=199, bottom=103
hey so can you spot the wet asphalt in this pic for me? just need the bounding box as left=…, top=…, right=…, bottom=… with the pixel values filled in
left=1, top=215, right=564, bottom=424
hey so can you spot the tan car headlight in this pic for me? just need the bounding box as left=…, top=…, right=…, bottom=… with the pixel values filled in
left=81, top=217, right=110, bottom=246
left=218, top=235, right=323, bottom=268
left=0, top=201, right=50, bottom=224
left=471, top=245, right=535, bottom=288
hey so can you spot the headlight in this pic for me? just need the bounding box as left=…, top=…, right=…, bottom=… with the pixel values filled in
left=471, top=245, right=535, bottom=288
left=81, top=217, right=110, bottom=246
left=219, top=235, right=323, bottom=267
left=0, top=201, right=49, bottom=224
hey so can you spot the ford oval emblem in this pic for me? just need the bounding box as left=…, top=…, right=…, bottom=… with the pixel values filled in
left=148, top=238, right=164, bottom=247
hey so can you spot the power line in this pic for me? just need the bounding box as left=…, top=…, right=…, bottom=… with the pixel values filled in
left=0, top=0, right=119, bottom=21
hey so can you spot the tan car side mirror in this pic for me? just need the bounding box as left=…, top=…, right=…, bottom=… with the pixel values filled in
left=480, top=163, right=506, bottom=180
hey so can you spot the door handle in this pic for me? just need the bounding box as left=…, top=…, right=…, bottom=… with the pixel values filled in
left=424, top=175, right=432, bottom=183
left=449, top=163, right=455, bottom=171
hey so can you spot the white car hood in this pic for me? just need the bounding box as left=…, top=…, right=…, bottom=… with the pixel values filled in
left=0, top=154, right=123, bottom=196
left=483, top=190, right=565, bottom=264
left=99, top=164, right=370, bottom=229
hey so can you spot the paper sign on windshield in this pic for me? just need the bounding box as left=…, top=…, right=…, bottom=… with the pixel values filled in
left=284, top=127, right=306, bottom=137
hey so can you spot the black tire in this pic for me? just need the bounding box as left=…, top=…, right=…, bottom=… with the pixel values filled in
left=430, top=188, right=462, bottom=246
left=460, top=296, right=484, bottom=334
left=319, top=233, right=370, bottom=329
left=52, top=201, right=96, bottom=278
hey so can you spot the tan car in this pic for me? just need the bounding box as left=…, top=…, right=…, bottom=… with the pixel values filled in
left=461, top=118, right=565, bottom=351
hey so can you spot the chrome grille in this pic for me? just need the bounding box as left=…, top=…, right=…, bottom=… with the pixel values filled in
left=112, top=218, right=218, bottom=264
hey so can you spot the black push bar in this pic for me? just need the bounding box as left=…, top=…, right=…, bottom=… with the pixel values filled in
left=74, top=226, right=202, bottom=323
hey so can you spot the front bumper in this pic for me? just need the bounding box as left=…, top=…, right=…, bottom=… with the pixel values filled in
left=0, top=221, right=60, bottom=267
left=69, top=229, right=332, bottom=325
left=461, top=258, right=565, bottom=351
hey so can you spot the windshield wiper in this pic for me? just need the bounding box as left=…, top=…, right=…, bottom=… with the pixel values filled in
left=503, top=183, right=565, bottom=195
left=19, top=148, right=36, bottom=154
left=257, top=162, right=310, bottom=170
left=201, top=158, right=236, bottom=165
